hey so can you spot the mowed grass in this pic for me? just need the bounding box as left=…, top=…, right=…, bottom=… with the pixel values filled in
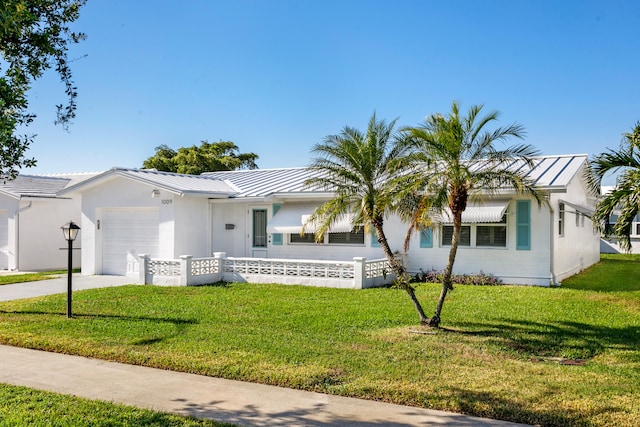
left=0, top=270, right=66, bottom=286
left=0, top=255, right=639, bottom=426
left=0, top=383, right=231, bottom=427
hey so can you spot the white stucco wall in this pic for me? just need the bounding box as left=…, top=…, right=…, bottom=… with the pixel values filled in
left=550, top=169, right=600, bottom=283
left=173, top=195, right=210, bottom=258
left=18, top=197, right=82, bottom=271
left=0, top=195, right=81, bottom=271
left=78, top=177, right=194, bottom=274
left=0, top=196, right=19, bottom=270
left=210, top=201, right=403, bottom=261
left=210, top=202, right=248, bottom=257
left=404, top=198, right=553, bottom=285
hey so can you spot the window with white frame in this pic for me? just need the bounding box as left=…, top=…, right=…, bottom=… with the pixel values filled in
left=476, top=224, right=507, bottom=247
left=289, top=228, right=365, bottom=245
left=441, top=225, right=471, bottom=246
left=442, top=214, right=507, bottom=248
left=559, top=203, right=565, bottom=236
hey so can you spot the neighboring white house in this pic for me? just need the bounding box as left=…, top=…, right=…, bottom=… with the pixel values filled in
left=59, top=154, right=600, bottom=286
left=598, top=186, right=640, bottom=254
left=0, top=173, right=96, bottom=271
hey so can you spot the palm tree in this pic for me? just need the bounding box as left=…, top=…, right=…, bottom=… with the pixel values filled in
left=589, top=122, right=640, bottom=252
left=402, top=102, right=545, bottom=327
left=305, top=112, right=429, bottom=322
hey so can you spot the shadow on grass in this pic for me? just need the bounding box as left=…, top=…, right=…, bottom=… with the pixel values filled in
left=444, top=318, right=639, bottom=359
left=0, top=309, right=199, bottom=346
left=446, top=386, right=620, bottom=427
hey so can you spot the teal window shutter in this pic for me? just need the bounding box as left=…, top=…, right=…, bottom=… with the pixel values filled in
left=516, top=200, right=531, bottom=250
left=271, top=204, right=283, bottom=246
left=419, top=228, right=433, bottom=248
left=371, top=229, right=381, bottom=247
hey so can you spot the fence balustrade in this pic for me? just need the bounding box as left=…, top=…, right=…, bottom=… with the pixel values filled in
left=133, top=252, right=395, bottom=289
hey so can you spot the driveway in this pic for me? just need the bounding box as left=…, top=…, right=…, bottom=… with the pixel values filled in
left=0, top=274, right=134, bottom=301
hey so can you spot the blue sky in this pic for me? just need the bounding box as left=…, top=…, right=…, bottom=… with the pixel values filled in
left=23, top=0, right=640, bottom=183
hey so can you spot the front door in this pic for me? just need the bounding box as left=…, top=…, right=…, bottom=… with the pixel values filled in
left=249, top=206, right=268, bottom=258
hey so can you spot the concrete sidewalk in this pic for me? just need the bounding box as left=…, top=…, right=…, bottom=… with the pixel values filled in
left=0, top=273, right=133, bottom=301
left=0, top=345, right=529, bottom=427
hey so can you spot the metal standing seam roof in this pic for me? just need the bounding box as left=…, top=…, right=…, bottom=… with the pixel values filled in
left=57, top=167, right=240, bottom=197
left=203, top=167, right=327, bottom=197
left=206, top=155, right=587, bottom=198
left=54, top=154, right=588, bottom=199
left=0, top=174, right=71, bottom=198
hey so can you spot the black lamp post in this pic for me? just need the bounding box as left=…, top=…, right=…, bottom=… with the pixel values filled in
left=61, top=221, right=80, bottom=318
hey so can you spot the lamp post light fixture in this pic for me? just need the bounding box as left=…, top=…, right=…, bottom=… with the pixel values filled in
left=61, top=221, right=80, bottom=318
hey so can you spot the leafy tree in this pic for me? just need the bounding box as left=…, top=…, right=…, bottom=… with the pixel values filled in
left=142, top=141, right=259, bottom=174
left=589, top=121, right=640, bottom=252
left=305, top=113, right=430, bottom=322
left=402, top=102, right=545, bottom=327
left=1, top=0, right=86, bottom=178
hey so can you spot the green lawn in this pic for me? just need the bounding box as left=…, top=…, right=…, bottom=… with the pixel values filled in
left=0, top=383, right=231, bottom=426
left=0, top=254, right=638, bottom=426
left=0, top=270, right=65, bottom=286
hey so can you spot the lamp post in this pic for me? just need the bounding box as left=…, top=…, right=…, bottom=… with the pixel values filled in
left=61, top=221, right=80, bottom=318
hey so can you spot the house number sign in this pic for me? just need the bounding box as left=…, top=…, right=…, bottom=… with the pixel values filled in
left=161, top=199, right=173, bottom=205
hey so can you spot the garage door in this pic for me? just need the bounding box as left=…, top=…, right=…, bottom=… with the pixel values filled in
left=0, top=210, right=8, bottom=270
left=102, top=208, right=159, bottom=275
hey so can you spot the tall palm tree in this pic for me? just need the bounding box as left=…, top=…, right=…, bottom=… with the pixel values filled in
left=305, top=112, right=429, bottom=322
left=589, top=122, right=640, bottom=252
left=402, top=102, right=545, bottom=327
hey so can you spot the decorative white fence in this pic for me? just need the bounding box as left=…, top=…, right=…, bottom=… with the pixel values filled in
left=130, top=252, right=395, bottom=289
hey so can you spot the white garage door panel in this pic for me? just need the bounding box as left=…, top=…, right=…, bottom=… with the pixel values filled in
left=0, top=210, right=8, bottom=270
left=102, top=208, right=159, bottom=275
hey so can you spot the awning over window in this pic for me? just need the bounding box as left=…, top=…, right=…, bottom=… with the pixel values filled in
left=267, top=203, right=355, bottom=234
left=440, top=201, right=509, bottom=223
left=559, top=200, right=594, bottom=218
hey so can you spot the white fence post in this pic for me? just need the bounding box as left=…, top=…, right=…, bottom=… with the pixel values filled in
left=353, top=257, right=366, bottom=289
left=213, top=252, right=226, bottom=281
left=139, top=254, right=149, bottom=284
left=180, top=255, right=192, bottom=286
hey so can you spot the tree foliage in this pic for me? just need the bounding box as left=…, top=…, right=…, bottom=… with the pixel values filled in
left=0, top=0, right=86, bottom=178
left=305, top=113, right=429, bottom=322
left=588, top=121, right=640, bottom=252
left=401, top=102, right=545, bottom=327
left=142, top=141, right=259, bottom=174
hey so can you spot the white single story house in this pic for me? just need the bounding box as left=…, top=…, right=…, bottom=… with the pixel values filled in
left=59, top=154, right=600, bottom=286
left=0, top=173, right=96, bottom=271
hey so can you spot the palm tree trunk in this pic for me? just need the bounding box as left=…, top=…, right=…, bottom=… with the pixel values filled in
left=428, top=214, right=462, bottom=327
left=373, top=222, right=429, bottom=323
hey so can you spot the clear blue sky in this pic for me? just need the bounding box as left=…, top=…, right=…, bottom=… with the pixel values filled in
left=23, top=0, right=640, bottom=184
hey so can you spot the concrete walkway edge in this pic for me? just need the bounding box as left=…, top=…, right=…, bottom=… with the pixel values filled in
left=0, top=345, right=529, bottom=427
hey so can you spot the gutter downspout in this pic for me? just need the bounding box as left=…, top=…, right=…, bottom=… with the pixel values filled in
left=14, top=201, right=33, bottom=271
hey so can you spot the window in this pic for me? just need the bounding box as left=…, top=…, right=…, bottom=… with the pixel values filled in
left=636, top=223, right=640, bottom=236
left=575, top=210, right=580, bottom=227
left=476, top=225, right=507, bottom=247
left=558, top=203, right=565, bottom=236
left=290, top=233, right=316, bottom=244
left=328, top=228, right=365, bottom=244
left=289, top=228, right=365, bottom=245
left=442, top=225, right=471, bottom=246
